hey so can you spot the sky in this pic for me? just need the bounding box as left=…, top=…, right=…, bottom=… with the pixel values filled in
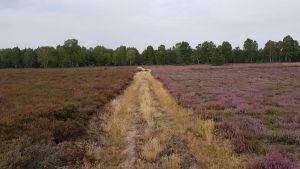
left=0, top=0, right=299, bottom=51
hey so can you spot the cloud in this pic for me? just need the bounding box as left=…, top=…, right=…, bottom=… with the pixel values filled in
left=0, top=0, right=299, bottom=51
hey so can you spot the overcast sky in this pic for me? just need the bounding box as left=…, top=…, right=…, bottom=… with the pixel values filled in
left=0, top=0, right=299, bottom=51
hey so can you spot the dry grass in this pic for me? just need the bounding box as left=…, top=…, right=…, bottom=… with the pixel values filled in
left=136, top=154, right=181, bottom=169
left=139, top=77, right=155, bottom=127
left=94, top=71, right=143, bottom=169
left=196, top=119, right=214, bottom=143
left=142, top=137, right=163, bottom=161
left=105, top=70, right=140, bottom=135
left=142, top=133, right=167, bottom=161
left=161, top=154, right=181, bottom=169
left=104, top=99, right=132, bottom=137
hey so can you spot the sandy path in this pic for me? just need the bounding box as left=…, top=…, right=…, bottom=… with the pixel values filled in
left=87, top=68, right=243, bottom=169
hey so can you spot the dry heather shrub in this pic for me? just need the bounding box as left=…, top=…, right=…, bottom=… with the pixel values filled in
left=142, top=136, right=166, bottom=161
left=161, top=154, right=181, bottom=169
left=0, top=67, right=135, bottom=169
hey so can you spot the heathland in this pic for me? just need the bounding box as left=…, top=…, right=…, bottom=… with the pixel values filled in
left=151, top=63, right=300, bottom=168
left=1, top=63, right=300, bottom=169
left=0, top=67, right=135, bottom=168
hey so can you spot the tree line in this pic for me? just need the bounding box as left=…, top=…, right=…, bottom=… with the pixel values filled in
left=0, top=35, right=299, bottom=68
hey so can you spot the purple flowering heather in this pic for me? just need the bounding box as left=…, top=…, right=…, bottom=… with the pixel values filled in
left=149, top=63, right=300, bottom=166
left=250, top=153, right=299, bottom=169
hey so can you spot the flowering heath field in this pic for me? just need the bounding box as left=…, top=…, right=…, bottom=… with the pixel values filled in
left=150, top=63, right=300, bottom=168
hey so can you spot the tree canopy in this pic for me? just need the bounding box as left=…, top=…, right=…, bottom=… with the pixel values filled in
left=243, top=38, right=258, bottom=63
left=0, top=36, right=299, bottom=68
left=142, top=46, right=155, bottom=65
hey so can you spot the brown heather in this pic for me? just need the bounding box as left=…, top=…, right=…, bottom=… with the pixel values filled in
left=0, top=67, right=135, bottom=169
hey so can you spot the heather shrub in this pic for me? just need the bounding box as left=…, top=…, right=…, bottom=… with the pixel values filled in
left=0, top=67, right=135, bottom=168
left=205, top=103, right=225, bottom=110
left=236, top=116, right=266, bottom=139
left=294, top=114, right=300, bottom=123
left=265, top=109, right=282, bottom=116
left=215, top=121, right=240, bottom=139
left=52, top=105, right=78, bottom=121
left=95, top=95, right=108, bottom=105
left=6, top=141, right=85, bottom=169
left=215, top=122, right=245, bottom=153
left=0, top=115, right=23, bottom=140
left=150, top=64, right=300, bottom=166
left=0, top=108, right=87, bottom=168
left=53, top=120, right=85, bottom=143
left=215, top=121, right=265, bottom=153
left=267, top=131, right=299, bottom=145
left=54, top=142, right=86, bottom=166
left=232, top=136, right=247, bottom=153
left=230, top=136, right=265, bottom=153
left=249, top=153, right=299, bottom=169
left=198, top=110, right=222, bottom=121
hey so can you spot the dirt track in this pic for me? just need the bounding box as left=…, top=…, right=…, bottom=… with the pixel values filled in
left=85, top=69, right=242, bottom=169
